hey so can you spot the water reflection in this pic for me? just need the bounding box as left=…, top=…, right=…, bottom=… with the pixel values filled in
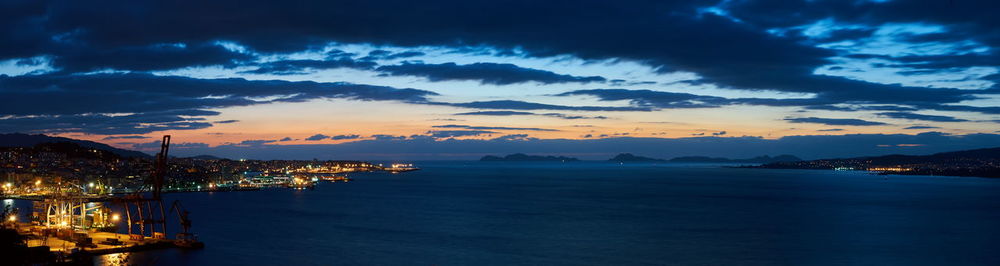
left=96, top=252, right=131, bottom=266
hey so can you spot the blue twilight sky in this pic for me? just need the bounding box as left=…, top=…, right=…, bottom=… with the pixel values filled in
left=0, top=0, right=998, bottom=160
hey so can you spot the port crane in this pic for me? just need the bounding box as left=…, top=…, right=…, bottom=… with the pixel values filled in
left=119, top=135, right=172, bottom=239
left=169, top=200, right=203, bottom=248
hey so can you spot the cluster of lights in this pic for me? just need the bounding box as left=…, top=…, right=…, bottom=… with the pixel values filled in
left=868, top=167, right=913, bottom=172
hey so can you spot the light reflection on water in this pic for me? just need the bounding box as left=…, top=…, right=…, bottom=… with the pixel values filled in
left=95, top=252, right=130, bottom=266
left=86, top=162, right=1000, bottom=265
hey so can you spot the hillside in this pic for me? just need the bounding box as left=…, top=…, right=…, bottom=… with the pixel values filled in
left=756, top=146, right=1000, bottom=178
left=0, top=133, right=152, bottom=158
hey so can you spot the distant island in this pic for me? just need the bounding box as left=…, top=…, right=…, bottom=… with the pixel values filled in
left=608, top=153, right=666, bottom=162
left=480, top=153, right=580, bottom=162
left=750, top=147, right=1000, bottom=178
left=608, top=153, right=801, bottom=164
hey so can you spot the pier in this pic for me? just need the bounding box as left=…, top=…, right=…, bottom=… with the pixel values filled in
left=1, top=136, right=203, bottom=264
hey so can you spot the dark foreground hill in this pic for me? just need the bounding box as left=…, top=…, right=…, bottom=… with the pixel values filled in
left=0, top=133, right=151, bottom=158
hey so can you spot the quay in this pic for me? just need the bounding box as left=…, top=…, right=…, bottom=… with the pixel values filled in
left=17, top=223, right=198, bottom=255
left=1, top=135, right=418, bottom=264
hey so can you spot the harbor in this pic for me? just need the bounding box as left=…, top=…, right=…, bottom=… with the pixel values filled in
left=0, top=135, right=418, bottom=264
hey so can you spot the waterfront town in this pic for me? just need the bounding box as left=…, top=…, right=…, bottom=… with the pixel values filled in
left=751, top=147, right=1000, bottom=178
left=0, top=137, right=417, bottom=264
left=1, top=141, right=417, bottom=194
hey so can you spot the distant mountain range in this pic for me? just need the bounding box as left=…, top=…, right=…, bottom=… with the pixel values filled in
left=480, top=153, right=580, bottom=162
left=0, top=133, right=151, bottom=158
left=480, top=153, right=801, bottom=163
left=755, top=146, right=1000, bottom=178
left=186, top=154, right=224, bottom=160
left=608, top=153, right=801, bottom=164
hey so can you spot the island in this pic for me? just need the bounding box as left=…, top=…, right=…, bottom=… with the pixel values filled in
left=607, top=153, right=666, bottom=162
left=480, top=153, right=580, bottom=162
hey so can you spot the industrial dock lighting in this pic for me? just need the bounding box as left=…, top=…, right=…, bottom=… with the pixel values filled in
left=111, top=214, right=121, bottom=222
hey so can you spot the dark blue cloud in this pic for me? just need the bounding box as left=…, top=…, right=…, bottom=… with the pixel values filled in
left=0, top=0, right=993, bottom=112
left=230, top=139, right=280, bottom=146
left=557, top=89, right=728, bottom=109
left=0, top=73, right=438, bottom=134
left=102, top=135, right=152, bottom=140
left=305, top=134, right=330, bottom=141
left=0, top=73, right=437, bottom=116
left=0, top=111, right=215, bottom=135
left=0, top=0, right=995, bottom=137
left=360, top=50, right=425, bottom=61
left=214, top=120, right=240, bottom=124
left=453, top=111, right=607, bottom=120
left=904, top=126, right=940, bottom=130
left=239, top=58, right=377, bottom=75
left=52, top=42, right=253, bottom=73
left=878, top=112, right=969, bottom=122
left=376, top=62, right=605, bottom=85
left=278, top=137, right=294, bottom=141
left=817, top=129, right=844, bottom=132
left=784, top=117, right=889, bottom=126
left=425, top=130, right=496, bottom=138
left=491, top=134, right=536, bottom=141
left=370, top=134, right=407, bottom=141
left=330, top=134, right=361, bottom=140
left=432, top=124, right=558, bottom=132
left=556, top=89, right=1000, bottom=116
left=455, top=111, right=534, bottom=116
left=441, top=100, right=651, bottom=112
left=806, top=105, right=919, bottom=112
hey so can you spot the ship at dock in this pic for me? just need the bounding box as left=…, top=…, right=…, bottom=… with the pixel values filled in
left=384, top=163, right=420, bottom=173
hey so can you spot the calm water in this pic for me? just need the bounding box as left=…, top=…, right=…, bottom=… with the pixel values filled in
left=96, top=162, right=1000, bottom=265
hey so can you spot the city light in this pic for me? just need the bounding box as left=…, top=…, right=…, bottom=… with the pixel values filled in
left=111, top=214, right=121, bottom=222
left=34, top=180, right=41, bottom=186
left=88, top=182, right=95, bottom=188
left=7, top=215, right=15, bottom=222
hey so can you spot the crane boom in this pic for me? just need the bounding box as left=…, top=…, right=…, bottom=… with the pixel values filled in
left=152, top=135, right=171, bottom=199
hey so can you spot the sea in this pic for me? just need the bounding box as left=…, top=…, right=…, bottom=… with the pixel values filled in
left=83, top=161, right=1000, bottom=265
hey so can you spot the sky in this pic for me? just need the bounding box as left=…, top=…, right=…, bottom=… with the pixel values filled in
left=1, top=0, right=999, bottom=160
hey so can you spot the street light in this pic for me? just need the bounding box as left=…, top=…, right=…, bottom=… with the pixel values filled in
left=111, top=214, right=120, bottom=222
